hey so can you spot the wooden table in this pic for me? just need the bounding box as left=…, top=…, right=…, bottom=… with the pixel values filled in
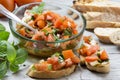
left=1, top=0, right=120, bottom=80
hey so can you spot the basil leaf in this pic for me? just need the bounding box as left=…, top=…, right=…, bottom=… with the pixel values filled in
left=0, top=41, right=7, bottom=53
left=30, top=2, right=45, bottom=14
left=6, top=42, right=16, bottom=63
left=0, top=31, right=10, bottom=40
left=10, top=63, right=19, bottom=72
left=0, top=61, right=7, bottom=79
left=15, top=48, right=28, bottom=64
left=0, top=23, right=5, bottom=31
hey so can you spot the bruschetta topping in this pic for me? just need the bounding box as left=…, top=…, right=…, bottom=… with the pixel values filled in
left=33, top=50, right=80, bottom=71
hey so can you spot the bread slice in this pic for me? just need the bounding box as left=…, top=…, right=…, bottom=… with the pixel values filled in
left=94, top=28, right=120, bottom=43
left=27, top=65, right=76, bottom=79
left=83, top=12, right=120, bottom=22
left=80, top=55, right=85, bottom=65
left=86, top=21, right=120, bottom=29
left=73, top=0, right=120, bottom=14
left=110, top=30, right=120, bottom=45
left=83, top=12, right=120, bottom=29
left=86, top=62, right=110, bottom=73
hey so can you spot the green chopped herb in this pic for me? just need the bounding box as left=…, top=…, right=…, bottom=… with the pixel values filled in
left=63, top=28, right=72, bottom=36
left=29, top=2, right=45, bottom=14
left=48, top=64, right=52, bottom=70
left=52, top=52, right=60, bottom=57
left=47, top=21, right=53, bottom=27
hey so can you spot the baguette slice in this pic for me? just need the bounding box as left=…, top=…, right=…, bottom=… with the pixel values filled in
left=27, top=65, right=76, bottom=79
left=83, top=12, right=120, bottom=22
left=86, top=21, right=120, bottom=29
left=73, top=0, right=120, bottom=14
left=94, top=28, right=120, bottom=43
left=86, top=62, right=110, bottom=73
left=110, top=30, right=120, bottom=45
left=83, top=12, right=120, bottom=29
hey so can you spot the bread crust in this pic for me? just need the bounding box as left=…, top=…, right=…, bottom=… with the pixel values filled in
left=86, top=62, right=110, bottom=73
left=94, top=28, right=120, bottom=43
left=110, top=30, right=120, bottom=45
left=27, top=65, right=76, bottom=79
left=73, top=0, right=120, bottom=14
left=86, top=21, right=120, bottom=29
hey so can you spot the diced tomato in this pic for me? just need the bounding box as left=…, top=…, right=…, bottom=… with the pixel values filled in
left=35, top=14, right=45, bottom=21
left=67, top=18, right=77, bottom=29
left=62, top=20, right=69, bottom=29
left=34, top=61, right=50, bottom=71
left=47, top=57, right=59, bottom=65
left=71, top=56, right=80, bottom=64
left=73, top=29, right=78, bottom=35
left=63, top=35, right=69, bottom=39
left=44, top=11, right=60, bottom=22
left=47, top=34, right=55, bottom=42
left=78, top=45, right=88, bottom=56
left=85, top=56, right=98, bottom=62
left=100, top=50, right=108, bottom=60
left=37, top=20, right=46, bottom=29
left=19, top=27, right=26, bottom=36
left=86, top=45, right=100, bottom=56
left=62, top=50, right=75, bottom=60
left=54, top=18, right=63, bottom=28
left=65, top=58, right=73, bottom=67
left=32, top=32, right=41, bottom=40
left=46, top=15, right=53, bottom=20
left=53, top=62, right=66, bottom=70
left=83, top=36, right=92, bottom=44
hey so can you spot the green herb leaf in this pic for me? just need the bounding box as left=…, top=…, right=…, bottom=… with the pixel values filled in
left=15, top=48, right=28, bottom=64
left=0, top=31, right=10, bottom=40
left=0, top=23, right=5, bottom=31
left=30, top=2, right=45, bottom=14
left=0, top=61, right=7, bottom=79
left=63, top=28, right=72, bottom=36
left=10, top=63, right=19, bottom=72
left=52, top=52, right=60, bottom=57
left=6, top=42, right=16, bottom=63
left=0, top=41, right=7, bottom=54
left=48, top=64, right=52, bottom=70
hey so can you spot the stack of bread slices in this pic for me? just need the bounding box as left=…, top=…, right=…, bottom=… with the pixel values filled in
left=73, top=0, right=120, bottom=45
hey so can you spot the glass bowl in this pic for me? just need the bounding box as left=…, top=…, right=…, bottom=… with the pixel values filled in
left=9, top=2, right=86, bottom=57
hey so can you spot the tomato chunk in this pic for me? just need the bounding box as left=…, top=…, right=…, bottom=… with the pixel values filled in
left=85, top=56, right=98, bottom=62
left=100, top=50, right=108, bottom=60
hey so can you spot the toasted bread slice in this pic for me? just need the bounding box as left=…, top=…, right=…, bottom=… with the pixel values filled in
left=86, top=21, right=120, bottom=29
left=73, top=0, right=120, bottom=14
left=86, top=62, right=110, bottom=73
left=83, top=12, right=120, bottom=29
left=83, top=12, right=120, bottom=22
left=27, top=65, right=76, bottom=79
left=94, top=28, right=120, bottom=43
left=110, top=30, right=120, bottom=45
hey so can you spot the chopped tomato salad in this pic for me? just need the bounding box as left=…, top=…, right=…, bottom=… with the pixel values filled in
left=33, top=50, right=80, bottom=71
left=17, top=5, right=78, bottom=42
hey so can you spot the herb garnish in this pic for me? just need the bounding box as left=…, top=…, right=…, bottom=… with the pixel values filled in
left=29, top=2, right=45, bottom=14
left=0, top=23, right=28, bottom=79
